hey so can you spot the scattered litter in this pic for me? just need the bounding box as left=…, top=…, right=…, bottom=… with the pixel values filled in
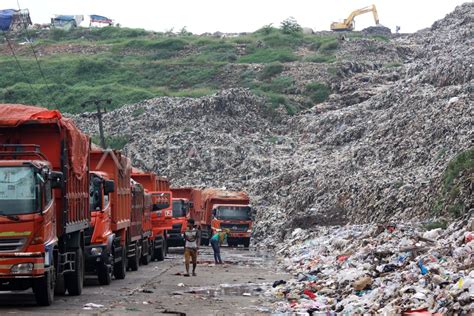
left=83, top=303, right=104, bottom=310
left=177, top=283, right=185, bottom=287
left=242, top=292, right=252, bottom=296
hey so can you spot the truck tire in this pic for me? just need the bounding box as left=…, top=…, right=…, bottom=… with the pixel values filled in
left=33, top=269, right=55, bottom=306
left=243, top=239, right=250, bottom=248
left=156, top=239, right=165, bottom=261
left=141, top=242, right=151, bottom=265
left=113, top=246, right=126, bottom=280
left=129, top=246, right=140, bottom=271
left=54, top=274, right=66, bottom=295
left=97, top=263, right=111, bottom=285
left=65, top=247, right=84, bottom=296
left=201, top=238, right=209, bottom=246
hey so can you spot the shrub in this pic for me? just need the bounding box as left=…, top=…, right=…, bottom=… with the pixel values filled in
left=259, top=62, right=284, bottom=80
left=320, top=40, right=339, bottom=51
left=305, top=82, right=330, bottom=103
left=443, top=149, right=474, bottom=193
left=280, top=17, right=302, bottom=35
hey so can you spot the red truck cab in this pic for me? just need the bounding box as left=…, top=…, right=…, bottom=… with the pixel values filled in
left=199, top=189, right=253, bottom=248
left=0, top=104, right=90, bottom=305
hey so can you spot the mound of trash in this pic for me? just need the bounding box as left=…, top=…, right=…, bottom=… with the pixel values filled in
left=267, top=213, right=474, bottom=314
left=72, top=3, right=473, bottom=248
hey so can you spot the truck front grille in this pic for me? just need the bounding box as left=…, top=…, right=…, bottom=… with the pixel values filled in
left=170, top=223, right=182, bottom=233
left=220, top=223, right=249, bottom=232
left=0, top=238, right=27, bottom=252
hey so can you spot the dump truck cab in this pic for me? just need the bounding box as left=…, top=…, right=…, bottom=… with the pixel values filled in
left=210, top=204, right=253, bottom=247
left=199, top=189, right=253, bottom=248
left=0, top=157, right=61, bottom=280
left=84, top=171, right=115, bottom=285
left=166, top=198, right=190, bottom=247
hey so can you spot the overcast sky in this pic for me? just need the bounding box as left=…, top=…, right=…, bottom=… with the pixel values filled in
left=3, top=0, right=469, bottom=34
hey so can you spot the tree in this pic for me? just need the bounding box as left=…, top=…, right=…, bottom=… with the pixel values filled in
left=280, top=17, right=302, bottom=35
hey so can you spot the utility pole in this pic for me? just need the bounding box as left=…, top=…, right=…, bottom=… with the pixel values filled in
left=81, top=99, right=112, bottom=149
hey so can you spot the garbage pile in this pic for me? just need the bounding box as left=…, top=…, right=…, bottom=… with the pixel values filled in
left=72, top=3, right=473, bottom=250
left=268, top=214, right=474, bottom=315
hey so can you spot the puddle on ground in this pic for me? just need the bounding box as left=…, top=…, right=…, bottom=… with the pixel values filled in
left=185, top=283, right=267, bottom=297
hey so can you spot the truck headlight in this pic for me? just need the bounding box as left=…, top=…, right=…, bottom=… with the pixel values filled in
left=11, top=263, right=34, bottom=274
left=247, top=230, right=252, bottom=233
left=91, top=247, right=103, bottom=256
left=215, top=229, right=222, bottom=232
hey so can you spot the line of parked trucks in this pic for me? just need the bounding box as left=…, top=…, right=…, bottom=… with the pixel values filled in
left=0, top=104, right=253, bottom=306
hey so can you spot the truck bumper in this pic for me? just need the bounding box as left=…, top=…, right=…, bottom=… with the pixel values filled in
left=85, top=244, right=111, bottom=272
left=0, top=253, right=45, bottom=284
left=228, top=233, right=251, bottom=238
left=166, top=233, right=184, bottom=247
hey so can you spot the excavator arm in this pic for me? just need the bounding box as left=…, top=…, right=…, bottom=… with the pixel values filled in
left=331, top=4, right=379, bottom=31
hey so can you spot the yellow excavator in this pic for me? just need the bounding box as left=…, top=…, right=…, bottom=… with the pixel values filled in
left=331, top=4, right=379, bottom=31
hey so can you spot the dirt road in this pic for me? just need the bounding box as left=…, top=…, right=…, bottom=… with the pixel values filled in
left=0, top=246, right=288, bottom=315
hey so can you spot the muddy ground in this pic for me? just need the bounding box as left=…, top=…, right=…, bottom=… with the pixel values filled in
left=0, top=246, right=289, bottom=315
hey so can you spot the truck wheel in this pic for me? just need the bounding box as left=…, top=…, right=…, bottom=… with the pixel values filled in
left=33, top=269, right=55, bottom=306
left=113, top=246, right=126, bottom=280
left=156, top=241, right=165, bottom=261
left=98, top=263, right=111, bottom=285
left=65, top=247, right=84, bottom=296
left=54, top=274, right=66, bottom=295
left=201, top=238, right=209, bottom=246
left=243, top=239, right=250, bottom=248
left=141, top=243, right=151, bottom=265
left=129, top=247, right=140, bottom=271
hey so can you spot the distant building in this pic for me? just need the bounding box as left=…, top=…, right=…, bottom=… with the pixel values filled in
left=51, top=15, right=84, bottom=30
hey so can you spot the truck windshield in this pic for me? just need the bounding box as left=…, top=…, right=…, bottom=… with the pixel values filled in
left=216, top=206, right=251, bottom=220
left=0, top=167, right=38, bottom=215
left=172, top=200, right=187, bottom=218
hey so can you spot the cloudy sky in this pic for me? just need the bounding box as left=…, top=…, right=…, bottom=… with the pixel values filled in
left=3, top=0, right=468, bottom=33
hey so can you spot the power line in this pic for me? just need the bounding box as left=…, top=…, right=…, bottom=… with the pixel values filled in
left=2, top=32, right=42, bottom=104
left=16, top=0, right=56, bottom=106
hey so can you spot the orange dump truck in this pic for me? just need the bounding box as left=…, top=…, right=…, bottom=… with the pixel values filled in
left=168, top=188, right=202, bottom=247
left=86, top=148, right=153, bottom=283
left=198, top=189, right=253, bottom=247
left=131, top=169, right=172, bottom=261
left=0, top=104, right=90, bottom=305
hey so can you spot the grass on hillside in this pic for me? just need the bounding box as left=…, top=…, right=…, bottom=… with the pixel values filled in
left=0, top=25, right=386, bottom=112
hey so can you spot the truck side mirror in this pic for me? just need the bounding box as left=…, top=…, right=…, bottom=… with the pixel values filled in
left=212, top=209, right=216, bottom=218
left=50, top=171, right=63, bottom=189
left=104, top=180, right=115, bottom=195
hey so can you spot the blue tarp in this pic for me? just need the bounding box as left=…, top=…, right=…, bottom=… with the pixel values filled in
left=0, top=9, right=16, bottom=31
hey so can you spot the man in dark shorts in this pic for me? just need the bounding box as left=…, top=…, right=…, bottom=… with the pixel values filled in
left=183, top=218, right=200, bottom=276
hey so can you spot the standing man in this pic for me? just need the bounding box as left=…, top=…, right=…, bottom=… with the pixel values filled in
left=183, top=218, right=200, bottom=276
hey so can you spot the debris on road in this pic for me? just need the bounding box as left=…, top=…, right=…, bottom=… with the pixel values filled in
left=83, top=302, right=104, bottom=310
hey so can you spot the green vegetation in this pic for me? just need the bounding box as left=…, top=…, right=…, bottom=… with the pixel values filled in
left=442, top=148, right=473, bottom=193
left=91, top=134, right=130, bottom=150
left=423, top=220, right=448, bottom=230
left=1, top=24, right=343, bottom=112
left=431, top=148, right=473, bottom=218
left=259, top=62, right=284, bottom=80
left=304, top=82, right=331, bottom=103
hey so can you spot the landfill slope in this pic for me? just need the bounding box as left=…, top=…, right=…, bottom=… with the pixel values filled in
left=73, top=3, right=473, bottom=245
